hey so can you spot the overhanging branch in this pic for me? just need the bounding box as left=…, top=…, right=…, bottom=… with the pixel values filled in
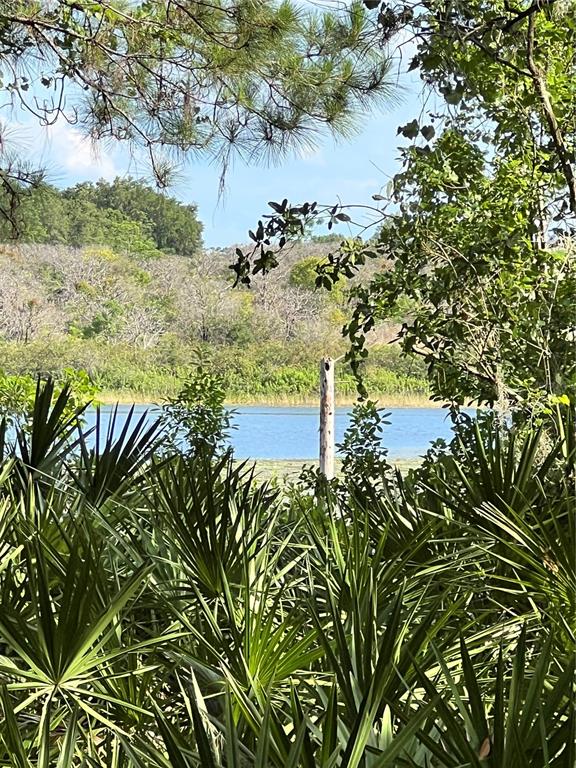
left=526, top=13, right=576, bottom=217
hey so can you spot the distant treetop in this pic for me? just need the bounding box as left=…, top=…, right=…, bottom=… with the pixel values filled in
left=0, top=177, right=203, bottom=258
left=63, top=178, right=203, bottom=257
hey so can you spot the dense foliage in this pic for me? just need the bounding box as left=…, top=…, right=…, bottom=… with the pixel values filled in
left=0, top=339, right=427, bottom=406
left=0, top=369, right=97, bottom=429
left=62, top=179, right=203, bottom=257
left=0, top=2, right=572, bottom=765
left=234, top=0, right=576, bottom=413
left=0, top=381, right=573, bottom=765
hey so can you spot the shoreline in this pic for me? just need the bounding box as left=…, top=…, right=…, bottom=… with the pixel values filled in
left=97, top=390, right=438, bottom=409
left=240, top=458, right=423, bottom=480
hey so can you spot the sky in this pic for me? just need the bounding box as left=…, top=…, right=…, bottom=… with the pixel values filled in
left=9, top=63, right=427, bottom=248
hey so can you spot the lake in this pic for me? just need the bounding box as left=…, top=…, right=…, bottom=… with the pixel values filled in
left=85, top=404, right=461, bottom=460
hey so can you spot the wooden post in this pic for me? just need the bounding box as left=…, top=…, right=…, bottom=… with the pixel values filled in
left=319, top=357, right=335, bottom=480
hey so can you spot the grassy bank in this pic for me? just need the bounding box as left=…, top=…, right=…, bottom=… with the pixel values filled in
left=0, top=338, right=431, bottom=406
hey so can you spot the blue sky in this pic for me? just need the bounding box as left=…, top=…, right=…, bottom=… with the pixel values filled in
left=12, top=64, right=427, bottom=247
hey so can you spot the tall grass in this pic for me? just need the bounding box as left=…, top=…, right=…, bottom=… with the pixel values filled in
left=0, top=339, right=430, bottom=406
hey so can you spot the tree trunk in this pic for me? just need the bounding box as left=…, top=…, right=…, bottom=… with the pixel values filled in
left=319, top=357, right=335, bottom=479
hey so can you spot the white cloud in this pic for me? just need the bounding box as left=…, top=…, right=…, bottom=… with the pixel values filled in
left=42, top=121, right=119, bottom=181
left=2, top=116, right=120, bottom=182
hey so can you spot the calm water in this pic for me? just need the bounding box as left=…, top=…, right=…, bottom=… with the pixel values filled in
left=84, top=404, right=459, bottom=460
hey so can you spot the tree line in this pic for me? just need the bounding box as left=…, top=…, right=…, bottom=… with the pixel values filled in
left=0, top=178, right=203, bottom=258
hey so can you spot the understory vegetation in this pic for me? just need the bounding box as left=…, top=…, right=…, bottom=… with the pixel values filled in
left=0, top=382, right=573, bottom=766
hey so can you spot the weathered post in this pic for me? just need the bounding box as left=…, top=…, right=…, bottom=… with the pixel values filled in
left=319, top=357, right=335, bottom=479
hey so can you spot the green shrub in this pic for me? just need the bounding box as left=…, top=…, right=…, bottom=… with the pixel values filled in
left=162, top=361, right=235, bottom=455
left=0, top=368, right=98, bottom=429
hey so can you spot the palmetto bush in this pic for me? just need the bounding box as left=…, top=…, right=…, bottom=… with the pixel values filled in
left=0, top=382, right=573, bottom=766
